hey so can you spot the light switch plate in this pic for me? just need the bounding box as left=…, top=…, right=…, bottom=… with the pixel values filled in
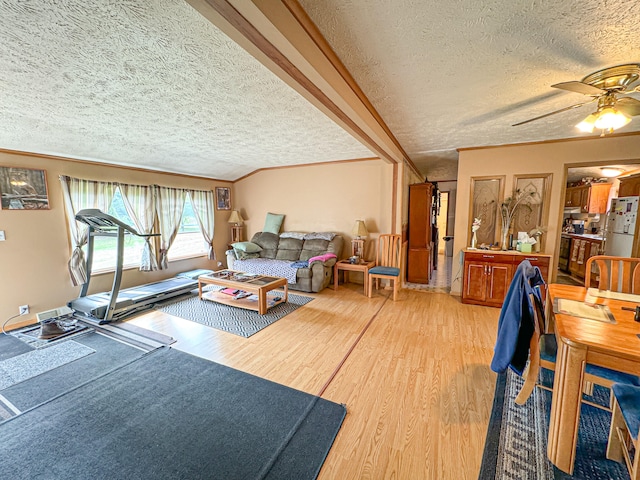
left=0, top=230, right=5, bottom=241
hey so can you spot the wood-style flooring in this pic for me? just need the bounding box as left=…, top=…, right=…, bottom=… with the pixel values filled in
left=128, top=283, right=501, bottom=479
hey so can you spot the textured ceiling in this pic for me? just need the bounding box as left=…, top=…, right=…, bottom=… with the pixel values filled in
left=300, top=0, right=640, bottom=180
left=0, top=0, right=374, bottom=180
left=1, top=1, right=640, bottom=182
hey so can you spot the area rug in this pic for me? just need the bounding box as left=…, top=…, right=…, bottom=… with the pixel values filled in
left=155, top=289, right=314, bottom=337
left=0, top=330, right=152, bottom=418
left=0, top=339, right=94, bottom=390
left=0, top=346, right=346, bottom=480
left=479, top=369, right=629, bottom=479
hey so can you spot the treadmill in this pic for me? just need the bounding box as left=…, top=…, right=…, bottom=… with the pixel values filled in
left=69, top=209, right=208, bottom=324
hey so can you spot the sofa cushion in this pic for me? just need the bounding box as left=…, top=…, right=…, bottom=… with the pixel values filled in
left=300, top=238, right=331, bottom=261
left=280, top=232, right=306, bottom=240
left=276, top=237, right=304, bottom=261
left=304, top=232, right=336, bottom=241
left=251, top=232, right=279, bottom=259
left=263, top=212, right=285, bottom=234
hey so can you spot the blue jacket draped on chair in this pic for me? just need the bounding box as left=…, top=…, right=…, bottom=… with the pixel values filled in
left=491, top=260, right=545, bottom=375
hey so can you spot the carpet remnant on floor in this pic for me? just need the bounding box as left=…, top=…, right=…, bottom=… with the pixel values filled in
left=0, top=340, right=95, bottom=390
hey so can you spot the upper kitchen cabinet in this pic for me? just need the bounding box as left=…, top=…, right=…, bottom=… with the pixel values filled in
left=564, top=186, right=583, bottom=208
left=618, top=173, right=640, bottom=197
left=564, top=184, right=611, bottom=213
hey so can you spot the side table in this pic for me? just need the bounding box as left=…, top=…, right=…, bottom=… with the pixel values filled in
left=333, top=259, right=375, bottom=295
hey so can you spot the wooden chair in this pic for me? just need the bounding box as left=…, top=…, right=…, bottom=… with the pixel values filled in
left=606, top=383, right=640, bottom=480
left=515, top=291, right=554, bottom=404
left=368, top=234, right=402, bottom=301
left=585, top=255, right=640, bottom=294
left=515, top=291, right=640, bottom=409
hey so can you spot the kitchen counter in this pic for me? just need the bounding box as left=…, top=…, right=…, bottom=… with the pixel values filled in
left=563, top=233, right=605, bottom=241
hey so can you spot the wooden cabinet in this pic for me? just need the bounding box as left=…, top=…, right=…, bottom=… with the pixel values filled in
left=618, top=174, right=640, bottom=197
left=564, top=184, right=612, bottom=213
left=407, top=183, right=435, bottom=283
left=462, top=251, right=551, bottom=307
left=565, top=186, right=584, bottom=208
left=568, top=236, right=602, bottom=279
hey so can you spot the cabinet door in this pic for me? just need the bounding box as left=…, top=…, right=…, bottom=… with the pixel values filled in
left=576, top=240, right=588, bottom=278
left=407, top=248, right=431, bottom=284
left=587, top=184, right=612, bottom=214
left=619, top=176, right=640, bottom=197
left=570, top=188, right=583, bottom=208
left=408, top=184, right=433, bottom=249
left=462, top=261, right=487, bottom=303
left=486, top=262, right=513, bottom=307
left=579, top=187, right=590, bottom=213
left=564, top=188, right=573, bottom=207
left=569, top=239, right=581, bottom=275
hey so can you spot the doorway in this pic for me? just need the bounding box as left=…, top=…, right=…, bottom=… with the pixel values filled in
left=437, top=192, right=449, bottom=254
left=556, top=162, right=640, bottom=287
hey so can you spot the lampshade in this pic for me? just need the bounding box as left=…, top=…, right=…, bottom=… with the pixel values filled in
left=352, top=220, right=368, bottom=238
left=576, top=107, right=631, bottom=134
left=228, top=210, right=244, bottom=224
left=600, top=167, right=626, bottom=178
left=575, top=113, right=597, bottom=133
left=593, top=107, right=631, bottom=130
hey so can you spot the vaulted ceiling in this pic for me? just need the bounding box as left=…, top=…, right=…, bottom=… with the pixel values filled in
left=1, top=0, right=639, bottom=181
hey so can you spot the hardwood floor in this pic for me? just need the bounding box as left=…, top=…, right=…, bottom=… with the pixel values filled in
left=128, top=283, right=501, bottom=479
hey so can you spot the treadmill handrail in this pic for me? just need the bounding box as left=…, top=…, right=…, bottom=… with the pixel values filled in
left=75, top=209, right=158, bottom=237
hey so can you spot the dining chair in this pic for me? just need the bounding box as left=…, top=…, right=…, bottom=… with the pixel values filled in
left=584, top=255, right=640, bottom=294
left=606, top=383, right=640, bottom=479
left=367, top=234, right=402, bottom=301
left=515, top=292, right=640, bottom=409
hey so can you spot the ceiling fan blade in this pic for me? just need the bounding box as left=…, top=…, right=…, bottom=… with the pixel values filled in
left=512, top=99, right=596, bottom=126
left=551, top=81, right=606, bottom=96
left=616, top=96, right=640, bottom=116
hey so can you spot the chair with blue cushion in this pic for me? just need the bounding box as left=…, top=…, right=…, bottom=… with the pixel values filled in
left=516, top=292, right=640, bottom=409
left=606, top=383, right=640, bottom=479
left=367, top=234, right=402, bottom=301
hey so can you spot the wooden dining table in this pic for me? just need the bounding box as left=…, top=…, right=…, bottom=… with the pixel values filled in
left=547, top=283, right=640, bottom=474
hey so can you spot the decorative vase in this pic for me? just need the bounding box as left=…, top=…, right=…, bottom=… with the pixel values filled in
left=470, top=231, right=478, bottom=249
left=500, top=225, right=510, bottom=251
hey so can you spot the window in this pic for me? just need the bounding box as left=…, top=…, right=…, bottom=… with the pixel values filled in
left=84, top=189, right=146, bottom=271
left=168, top=194, right=208, bottom=260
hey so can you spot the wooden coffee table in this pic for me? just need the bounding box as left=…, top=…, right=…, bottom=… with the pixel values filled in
left=198, top=270, right=288, bottom=315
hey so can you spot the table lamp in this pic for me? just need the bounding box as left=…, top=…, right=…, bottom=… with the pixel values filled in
left=228, top=210, right=244, bottom=243
left=351, top=220, right=368, bottom=259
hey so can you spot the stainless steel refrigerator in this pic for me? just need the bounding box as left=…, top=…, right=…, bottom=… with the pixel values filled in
left=604, top=196, right=639, bottom=257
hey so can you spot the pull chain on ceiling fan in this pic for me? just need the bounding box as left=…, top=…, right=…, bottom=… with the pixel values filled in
left=513, top=63, right=640, bottom=136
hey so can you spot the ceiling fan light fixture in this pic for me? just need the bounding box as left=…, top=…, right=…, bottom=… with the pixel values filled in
left=593, top=106, right=631, bottom=131
left=600, top=167, right=626, bottom=177
left=575, top=113, right=597, bottom=133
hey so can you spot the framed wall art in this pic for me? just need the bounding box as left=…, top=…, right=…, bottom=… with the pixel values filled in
left=0, top=166, right=50, bottom=210
left=510, top=173, right=553, bottom=249
left=468, top=176, right=505, bottom=246
left=215, top=187, right=231, bottom=211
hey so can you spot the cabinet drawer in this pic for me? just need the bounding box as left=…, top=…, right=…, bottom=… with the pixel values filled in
left=463, top=252, right=510, bottom=263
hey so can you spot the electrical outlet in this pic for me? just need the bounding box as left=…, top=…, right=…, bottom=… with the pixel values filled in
left=19, top=305, right=29, bottom=315
left=0, top=230, right=5, bottom=241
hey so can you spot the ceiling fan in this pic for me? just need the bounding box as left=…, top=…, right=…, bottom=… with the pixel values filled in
left=513, top=63, right=640, bottom=134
